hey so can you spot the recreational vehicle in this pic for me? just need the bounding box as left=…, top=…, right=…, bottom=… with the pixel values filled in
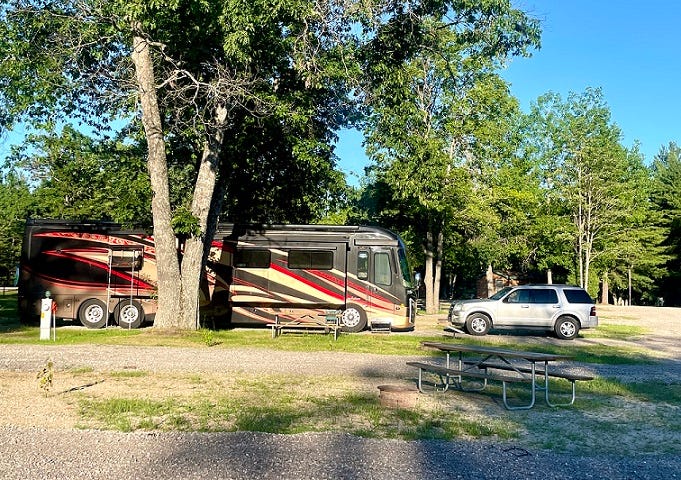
left=18, top=219, right=416, bottom=332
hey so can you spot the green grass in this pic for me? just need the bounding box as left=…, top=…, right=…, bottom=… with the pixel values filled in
left=582, top=323, right=648, bottom=339
left=519, top=377, right=681, bottom=455
left=74, top=373, right=519, bottom=440
left=68, top=369, right=680, bottom=456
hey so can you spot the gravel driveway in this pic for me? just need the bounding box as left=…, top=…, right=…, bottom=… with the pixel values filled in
left=2, top=305, right=681, bottom=479
left=1, top=425, right=679, bottom=480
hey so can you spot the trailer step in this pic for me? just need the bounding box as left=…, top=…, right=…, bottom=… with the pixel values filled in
left=370, top=321, right=392, bottom=333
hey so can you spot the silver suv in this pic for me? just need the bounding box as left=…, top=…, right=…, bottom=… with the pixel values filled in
left=447, top=284, right=598, bottom=340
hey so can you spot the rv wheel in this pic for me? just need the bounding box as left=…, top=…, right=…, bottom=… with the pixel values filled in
left=78, top=299, right=109, bottom=329
left=341, top=305, right=367, bottom=333
left=115, top=300, right=145, bottom=329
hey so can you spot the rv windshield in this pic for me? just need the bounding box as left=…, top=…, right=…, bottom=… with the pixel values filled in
left=398, top=247, right=413, bottom=288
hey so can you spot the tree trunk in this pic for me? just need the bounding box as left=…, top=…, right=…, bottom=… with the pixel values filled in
left=600, top=271, right=609, bottom=304
left=432, top=229, right=444, bottom=313
left=132, top=34, right=225, bottom=330
left=485, top=264, right=494, bottom=298
left=179, top=108, right=227, bottom=329
left=131, top=34, right=182, bottom=328
left=628, top=266, right=633, bottom=306
left=424, top=230, right=436, bottom=314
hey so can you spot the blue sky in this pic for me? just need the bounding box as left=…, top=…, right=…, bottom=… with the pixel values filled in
left=336, top=0, right=680, bottom=185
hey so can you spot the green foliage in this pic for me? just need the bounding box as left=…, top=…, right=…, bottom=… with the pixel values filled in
left=651, top=142, right=681, bottom=305
left=171, top=206, right=202, bottom=238
left=0, top=173, right=32, bottom=282
left=358, top=1, right=541, bottom=308
left=528, top=89, right=666, bottom=298
left=6, top=126, right=152, bottom=224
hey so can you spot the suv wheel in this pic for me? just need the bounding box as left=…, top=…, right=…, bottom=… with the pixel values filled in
left=555, top=316, right=579, bottom=340
left=466, top=313, right=491, bottom=336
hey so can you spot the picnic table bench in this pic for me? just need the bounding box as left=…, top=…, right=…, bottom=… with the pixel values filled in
left=408, top=341, right=593, bottom=410
left=270, top=313, right=342, bottom=340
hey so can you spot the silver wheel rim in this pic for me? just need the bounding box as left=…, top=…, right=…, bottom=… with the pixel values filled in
left=560, top=321, right=576, bottom=338
left=84, top=305, right=104, bottom=324
left=342, top=308, right=360, bottom=328
left=471, top=317, right=487, bottom=333
left=119, top=305, right=139, bottom=325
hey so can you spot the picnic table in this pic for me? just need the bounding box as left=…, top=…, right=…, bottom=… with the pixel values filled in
left=270, top=313, right=342, bottom=340
left=407, top=341, right=593, bottom=410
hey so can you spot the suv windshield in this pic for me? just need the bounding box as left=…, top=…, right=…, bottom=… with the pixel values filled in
left=489, top=287, right=513, bottom=300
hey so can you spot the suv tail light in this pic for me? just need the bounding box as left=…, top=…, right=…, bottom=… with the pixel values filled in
left=590, top=306, right=597, bottom=316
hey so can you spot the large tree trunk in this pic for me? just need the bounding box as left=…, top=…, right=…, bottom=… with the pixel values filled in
left=132, top=34, right=224, bottom=330
left=179, top=108, right=226, bottom=329
left=131, top=34, right=182, bottom=328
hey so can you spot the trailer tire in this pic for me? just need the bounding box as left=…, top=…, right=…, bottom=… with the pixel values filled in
left=78, top=298, right=109, bottom=329
left=115, top=300, right=145, bottom=329
left=341, top=304, right=367, bottom=333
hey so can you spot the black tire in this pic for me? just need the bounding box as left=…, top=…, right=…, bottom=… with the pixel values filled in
left=555, top=316, right=579, bottom=340
left=114, top=300, right=145, bottom=329
left=341, top=304, right=367, bottom=333
left=466, top=313, right=491, bottom=336
left=78, top=298, right=109, bottom=329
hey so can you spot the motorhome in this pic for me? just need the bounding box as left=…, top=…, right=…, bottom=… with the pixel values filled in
left=19, top=219, right=416, bottom=332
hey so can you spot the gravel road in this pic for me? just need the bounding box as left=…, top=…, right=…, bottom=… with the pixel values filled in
left=1, top=340, right=681, bottom=480
left=1, top=425, right=679, bottom=480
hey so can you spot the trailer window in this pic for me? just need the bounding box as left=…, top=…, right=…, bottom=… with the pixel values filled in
left=110, top=250, right=143, bottom=271
left=235, top=249, right=271, bottom=268
left=374, top=252, right=392, bottom=286
left=357, top=251, right=369, bottom=280
left=288, top=250, right=334, bottom=270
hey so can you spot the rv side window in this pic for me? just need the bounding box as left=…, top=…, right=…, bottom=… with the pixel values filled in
left=374, top=252, right=392, bottom=286
left=235, top=249, right=271, bottom=268
left=357, top=251, right=369, bottom=280
left=110, top=250, right=143, bottom=271
left=288, top=250, right=334, bottom=270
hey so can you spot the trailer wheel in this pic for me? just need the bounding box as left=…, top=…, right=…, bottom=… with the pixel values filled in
left=341, top=304, right=367, bottom=333
left=115, top=300, right=145, bottom=329
left=78, top=298, right=109, bottom=329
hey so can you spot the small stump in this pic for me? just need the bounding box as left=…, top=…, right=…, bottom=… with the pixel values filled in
left=377, top=384, right=419, bottom=409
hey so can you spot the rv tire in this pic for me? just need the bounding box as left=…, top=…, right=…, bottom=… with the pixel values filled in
left=115, top=300, right=145, bottom=329
left=78, top=298, right=109, bottom=329
left=341, top=305, right=367, bottom=333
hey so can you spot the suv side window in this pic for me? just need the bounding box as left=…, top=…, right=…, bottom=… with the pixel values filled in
left=530, top=288, right=559, bottom=304
left=564, top=289, right=593, bottom=303
left=505, top=289, right=530, bottom=303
